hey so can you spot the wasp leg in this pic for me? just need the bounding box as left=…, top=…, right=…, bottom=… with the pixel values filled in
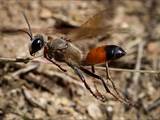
left=91, top=65, right=102, bottom=97
left=91, top=65, right=95, bottom=73
left=91, top=65, right=104, bottom=98
left=105, top=63, right=135, bottom=106
left=67, top=63, right=106, bottom=102
left=105, top=62, right=122, bottom=99
left=79, top=66, right=128, bottom=104
left=44, top=53, right=66, bottom=72
left=93, top=80, right=107, bottom=101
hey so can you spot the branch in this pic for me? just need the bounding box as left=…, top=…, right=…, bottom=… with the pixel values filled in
left=0, top=57, right=32, bottom=63
left=133, top=40, right=145, bottom=83
left=0, top=57, right=160, bottom=74
left=90, top=66, right=160, bottom=74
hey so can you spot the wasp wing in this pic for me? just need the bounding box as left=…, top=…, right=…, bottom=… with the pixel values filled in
left=0, top=8, right=115, bottom=41
left=67, top=8, right=115, bottom=41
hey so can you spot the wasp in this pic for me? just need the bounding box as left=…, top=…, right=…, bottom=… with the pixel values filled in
left=19, top=7, right=133, bottom=106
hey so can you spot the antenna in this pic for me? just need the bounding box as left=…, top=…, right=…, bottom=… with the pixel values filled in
left=21, top=11, right=33, bottom=40
left=16, top=0, right=33, bottom=40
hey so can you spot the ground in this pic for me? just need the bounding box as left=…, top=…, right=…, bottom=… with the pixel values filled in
left=0, top=0, right=160, bottom=120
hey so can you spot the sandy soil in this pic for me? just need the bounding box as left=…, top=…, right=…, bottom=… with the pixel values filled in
left=0, top=0, right=160, bottom=120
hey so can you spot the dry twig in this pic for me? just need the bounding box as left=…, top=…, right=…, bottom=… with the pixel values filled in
left=1, top=57, right=160, bottom=74
left=21, top=86, right=46, bottom=111
left=0, top=57, right=32, bottom=64
left=132, top=40, right=145, bottom=83
left=11, top=62, right=39, bottom=77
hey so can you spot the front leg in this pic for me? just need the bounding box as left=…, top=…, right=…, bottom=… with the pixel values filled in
left=44, top=50, right=66, bottom=72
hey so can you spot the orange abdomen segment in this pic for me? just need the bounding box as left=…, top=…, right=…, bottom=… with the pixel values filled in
left=84, top=46, right=106, bottom=65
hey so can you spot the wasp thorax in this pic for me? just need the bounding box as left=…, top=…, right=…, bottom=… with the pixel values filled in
left=46, top=38, right=68, bottom=62
left=29, top=34, right=45, bottom=56
left=47, top=38, right=68, bottom=51
left=46, top=37, right=83, bottom=65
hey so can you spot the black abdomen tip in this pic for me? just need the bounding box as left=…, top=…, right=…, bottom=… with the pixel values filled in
left=105, top=45, right=126, bottom=61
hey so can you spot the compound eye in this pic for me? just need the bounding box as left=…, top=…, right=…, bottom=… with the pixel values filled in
left=30, top=37, right=44, bottom=55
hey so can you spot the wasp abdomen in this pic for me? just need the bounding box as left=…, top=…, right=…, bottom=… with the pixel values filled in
left=83, top=45, right=126, bottom=65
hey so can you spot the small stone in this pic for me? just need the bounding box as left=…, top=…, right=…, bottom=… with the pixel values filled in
left=87, top=103, right=103, bottom=120
left=33, top=108, right=46, bottom=119
left=40, top=8, right=52, bottom=19
left=147, top=42, right=159, bottom=54
left=47, top=105, right=56, bottom=116
left=106, top=106, right=113, bottom=113
left=61, top=97, right=70, bottom=106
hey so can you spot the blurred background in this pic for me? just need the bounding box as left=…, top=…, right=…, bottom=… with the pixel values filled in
left=0, top=0, right=160, bottom=120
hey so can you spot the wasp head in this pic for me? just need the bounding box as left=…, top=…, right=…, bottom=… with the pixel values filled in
left=29, top=34, right=45, bottom=56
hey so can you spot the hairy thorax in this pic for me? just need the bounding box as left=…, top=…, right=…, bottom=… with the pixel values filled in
left=46, top=39, right=83, bottom=66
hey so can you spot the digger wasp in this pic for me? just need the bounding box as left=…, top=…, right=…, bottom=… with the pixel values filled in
left=18, top=6, right=133, bottom=106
